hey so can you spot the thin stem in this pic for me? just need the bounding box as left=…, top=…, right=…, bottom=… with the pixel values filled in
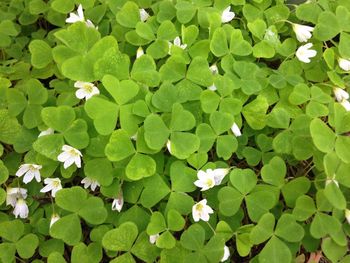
left=206, top=221, right=216, bottom=235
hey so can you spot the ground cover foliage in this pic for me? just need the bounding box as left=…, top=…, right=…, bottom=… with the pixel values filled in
left=1, top=0, right=350, bottom=262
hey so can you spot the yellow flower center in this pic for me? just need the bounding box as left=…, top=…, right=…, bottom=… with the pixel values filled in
left=196, top=203, right=203, bottom=212
left=83, top=84, right=93, bottom=93
left=52, top=181, right=60, bottom=188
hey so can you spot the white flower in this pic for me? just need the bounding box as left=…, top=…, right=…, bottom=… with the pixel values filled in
left=345, top=209, right=350, bottom=225
left=168, top=37, right=187, bottom=54
left=221, top=246, right=230, bottom=262
left=212, top=168, right=230, bottom=185
left=194, top=170, right=216, bottom=191
left=57, top=145, right=82, bottom=169
left=166, top=140, right=172, bottom=154
left=6, top=187, right=27, bottom=207
left=338, top=58, right=350, bottom=71
left=208, top=84, right=217, bottom=91
left=221, top=6, right=235, bottom=23
left=139, top=9, right=149, bottom=22
left=81, top=177, right=100, bottom=191
left=13, top=198, right=29, bottom=219
left=340, top=99, right=350, bottom=111
left=333, top=87, right=349, bottom=102
left=194, top=168, right=230, bottom=191
left=292, top=24, right=314, bottom=43
left=50, top=213, right=60, bottom=228
left=66, top=4, right=96, bottom=28
left=40, top=178, right=62, bottom=197
left=74, top=81, right=99, bottom=100
left=38, top=128, right=54, bottom=137
left=231, top=122, right=242, bottom=137
left=149, top=234, right=160, bottom=244
left=296, top=43, right=317, bottom=63
left=192, top=199, right=214, bottom=222
left=136, top=46, right=144, bottom=58
left=16, top=164, right=42, bottom=184
left=112, top=194, right=124, bottom=212
left=209, top=64, right=219, bottom=75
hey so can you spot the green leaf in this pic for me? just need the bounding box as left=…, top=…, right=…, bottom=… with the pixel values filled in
left=105, top=129, right=135, bottom=162
left=310, top=212, right=341, bottom=239
left=335, top=136, right=350, bottom=163
left=0, top=220, right=24, bottom=242
left=126, top=153, right=156, bottom=180
left=102, top=222, right=138, bottom=251
left=144, top=114, right=170, bottom=150
left=258, top=236, right=292, bottom=263
left=131, top=55, right=160, bottom=87
left=0, top=243, right=16, bottom=263
left=186, top=57, right=213, bottom=87
left=157, top=20, right=177, bottom=41
left=116, top=1, right=140, bottom=28
left=246, top=190, right=276, bottom=222
left=242, top=96, right=269, bottom=130
left=200, top=90, right=220, bottom=113
left=310, top=118, right=335, bottom=153
left=170, top=132, right=200, bottom=159
left=321, top=237, right=347, bottom=263
left=230, top=168, right=257, bottom=195
left=41, top=106, right=75, bottom=133
left=131, top=232, right=160, bottom=262
left=29, top=40, right=53, bottom=68
left=250, top=213, right=275, bottom=244
left=230, top=29, right=252, bottom=56
left=293, top=195, right=316, bottom=221
left=218, top=186, right=243, bottom=216
left=288, top=83, right=310, bottom=105
left=84, top=97, right=119, bottom=136
left=261, top=156, right=286, bottom=188
left=281, top=177, right=311, bottom=207
left=55, top=186, right=87, bottom=213
left=210, top=27, right=229, bottom=57
left=216, top=135, right=238, bottom=160
left=84, top=158, right=113, bottom=186
left=167, top=209, right=185, bottom=231
left=313, top=11, right=341, bottom=41
left=0, top=160, right=9, bottom=184
left=267, top=108, right=290, bottom=129
left=140, top=175, right=170, bottom=207
left=175, top=1, right=196, bottom=24
left=170, top=103, right=196, bottom=132
left=102, top=75, right=139, bottom=105
left=157, top=230, right=176, bottom=249
left=180, top=224, right=205, bottom=251
left=274, top=214, right=304, bottom=243
left=209, top=111, right=234, bottom=135
left=147, top=212, right=167, bottom=234
left=324, top=182, right=346, bottom=210
left=33, top=134, right=65, bottom=160
left=79, top=196, right=108, bottom=225
left=253, top=41, right=275, bottom=58
left=339, top=32, right=350, bottom=59
left=0, top=109, right=21, bottom=144
left=50, top=214, right=82, bottom=246
left=94, top=49, right=130, bottom=80
left=16, top=234, right=39, bottom=259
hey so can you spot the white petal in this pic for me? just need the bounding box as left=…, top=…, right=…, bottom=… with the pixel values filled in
left=221, top=246, right=230, bottom=262
left=40, top=184, right=53, bottom=193
left=16, top=164, right=30, bottom=177
left=23, top=170, right=35, bottom=184
left=77, top=4, right=84, bottom=20
left=51, top=186, right=62, bottom=197
left=74, top=155, right=81, bottom=168
left=57, top=151, right=71, bottom=162
left=231, top=123, right=242, bottom=137
left=66, top=13, right=82, bottom=23
left=34, top=170, right=41, bottom=182
left=174, top=37, right=181, bottom=47
left=221, top=6, right=235, bottom=23
left=63, top=157, right=75, bottom=169
left=76, top=88, right=89, bottom=99
left=339, top=58, right=350, bottom=71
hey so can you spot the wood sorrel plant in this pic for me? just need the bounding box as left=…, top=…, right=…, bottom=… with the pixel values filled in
left=0, top=0, right=350, bottom=262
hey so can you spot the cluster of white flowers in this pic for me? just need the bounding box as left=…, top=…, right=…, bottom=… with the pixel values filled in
left=333, top=87, right=350, bottom=111
left=6, top=188, right=28, bottom=219
left=293, top=24, right=317, bottom=63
